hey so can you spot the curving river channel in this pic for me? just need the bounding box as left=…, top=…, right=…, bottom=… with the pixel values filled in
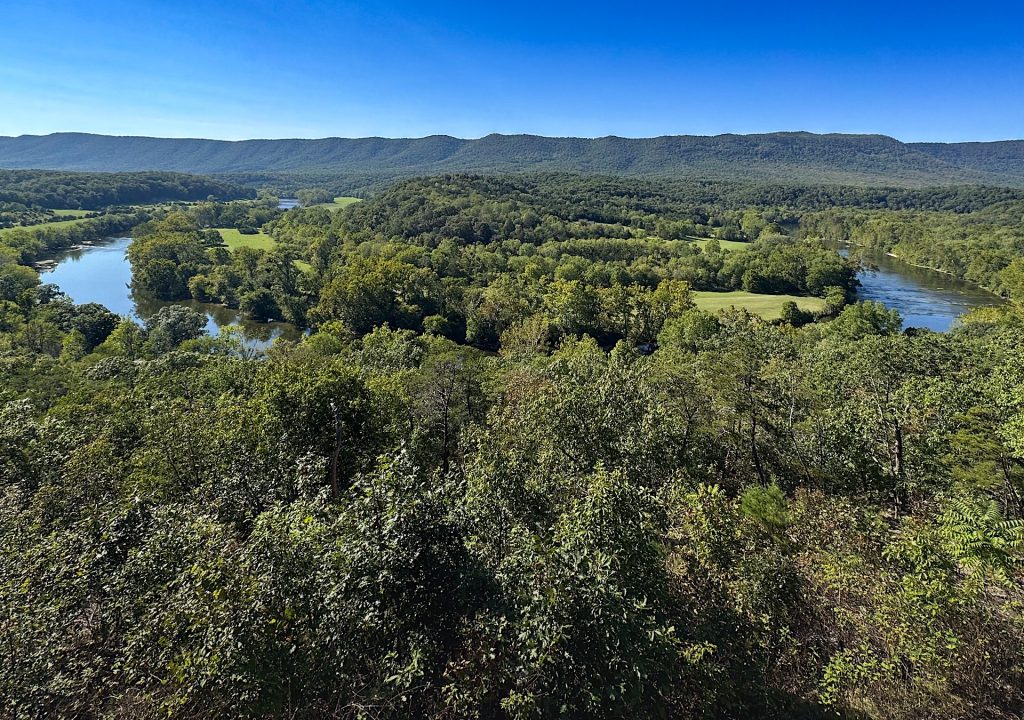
left=36, top=235, right=1008, bottom=343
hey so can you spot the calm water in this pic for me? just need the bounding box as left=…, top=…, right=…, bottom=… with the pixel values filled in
left=837, top=245, right=1006, bottom=331
left=39, top=237, right=302, bottom=349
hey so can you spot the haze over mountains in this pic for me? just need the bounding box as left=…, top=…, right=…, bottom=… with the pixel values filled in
left=1, top=131, right=1022, bottom=188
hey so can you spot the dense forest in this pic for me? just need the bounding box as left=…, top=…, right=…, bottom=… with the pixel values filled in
left=0, top=170, right=254, bottom=210
left=3, top=132, right=1024, bottom=188
left=2, top=170, right=1024, bottom=719
left=123, top=175, right=858, bottom=338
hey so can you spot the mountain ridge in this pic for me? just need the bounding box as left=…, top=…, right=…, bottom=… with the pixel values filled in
left=1, top=131, right=1022, bottom=187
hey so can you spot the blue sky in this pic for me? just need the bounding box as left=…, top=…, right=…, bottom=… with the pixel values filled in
left=1, top=0, right=1022, bottom=141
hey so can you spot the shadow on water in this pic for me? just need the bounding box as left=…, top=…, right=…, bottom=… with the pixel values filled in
left=834, top=243, right=1005, bottom=332
left=38, top=236, right=303, bottom=350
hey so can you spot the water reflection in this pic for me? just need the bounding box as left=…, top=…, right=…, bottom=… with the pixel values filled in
left=835, top=244, right=1005, bottom=332
left=39, top=237, right=302, bottom=349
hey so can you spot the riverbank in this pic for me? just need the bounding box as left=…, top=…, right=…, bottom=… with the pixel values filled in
left=32, top=238, right=114, bottom=270
left=881, top=250, right=1008, bottom=301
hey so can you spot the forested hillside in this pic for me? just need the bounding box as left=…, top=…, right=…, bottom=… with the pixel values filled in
left=117, top=173, right=874, bottom=338
left=0, top=170, right=255, bottom=209
left=2, top=132, right=1024, bottom=188
left=913, top=140, right=1024, bottom=177
left=109, top=174, right=1024, bottom=338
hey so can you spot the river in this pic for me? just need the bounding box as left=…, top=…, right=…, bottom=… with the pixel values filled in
left=36, top=196, right=305, bottom=349
left=836, top=245, right=1006, bottom=332
left=38, top=237, right=302, bottom=349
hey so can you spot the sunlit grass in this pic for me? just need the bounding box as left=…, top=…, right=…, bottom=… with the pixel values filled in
left=308, top=196, right=362, bottom=210
left=0, top=217, right=94, bottom=236
left=215, top=227, right=276, bottom=252
left=692, top=290, right=825, bottom=319
left=689, top=237, right=752, bottom=252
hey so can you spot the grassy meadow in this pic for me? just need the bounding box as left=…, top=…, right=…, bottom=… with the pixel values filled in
left=0, top=217, right=95, bottom=236
left=215, top=227, right=276, bottom=252
left=690, top=237, right=752, bottom=252
left=309, top=196, right=362, bottom=210
left=692, top=290, right=826, bottom=319
left=214, top=227, right=311, bottom=271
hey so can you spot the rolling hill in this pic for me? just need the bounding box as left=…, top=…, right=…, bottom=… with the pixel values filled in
left=0, top=131, right=1022, bottom=188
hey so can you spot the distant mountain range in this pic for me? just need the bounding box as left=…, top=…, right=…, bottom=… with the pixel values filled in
left=1, top=132, right=1022, bottom=188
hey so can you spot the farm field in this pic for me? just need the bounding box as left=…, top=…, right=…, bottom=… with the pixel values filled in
left=692, top=290, right=826, bottom=319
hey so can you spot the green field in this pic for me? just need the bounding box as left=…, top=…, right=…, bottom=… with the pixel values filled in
left=52, top=209, right=94, bottom=218
left=0, top=217, right=95, bottom=236
left=309, top=196, right=362, bottom=210
left=215, top=227, right=276, bottom=252
left=690, top=237, right=752, bottom=252
left=693, top=291, right=826, bottom=319
left=215, top=228, right=312, bottom=272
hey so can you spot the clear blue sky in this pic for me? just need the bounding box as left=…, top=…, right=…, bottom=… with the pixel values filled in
left=2, top=0, right=1022, bottom=142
